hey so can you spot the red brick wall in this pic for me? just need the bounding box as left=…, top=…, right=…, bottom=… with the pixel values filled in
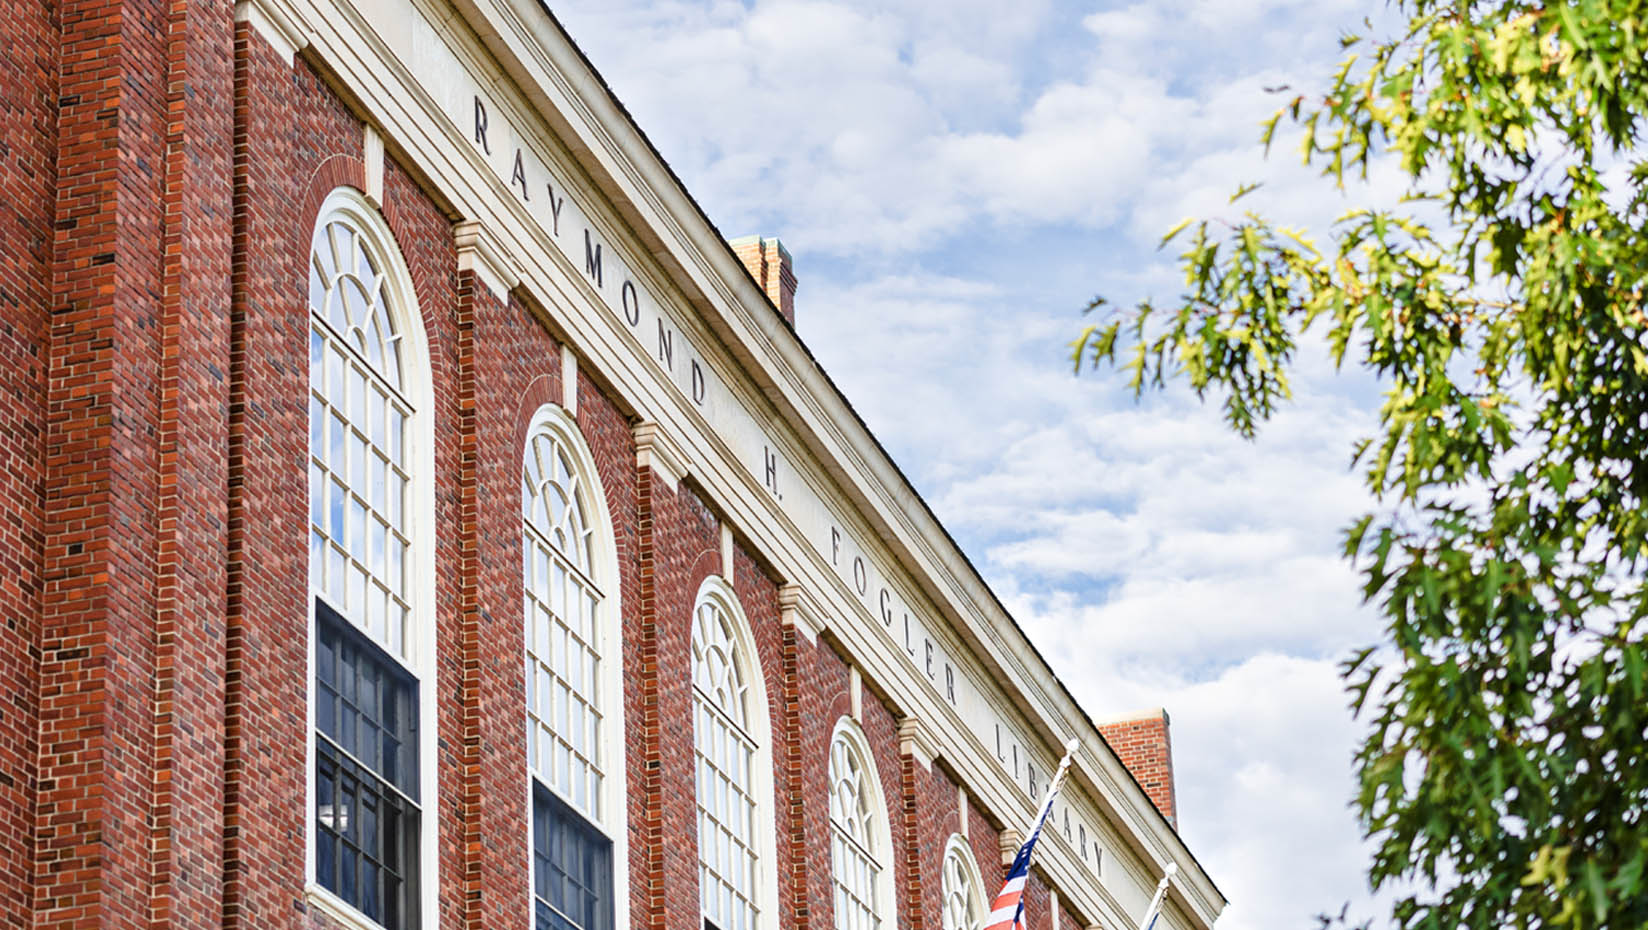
left=859, top=678, right=909, bottom=928
left=967, top=792, right=1005, bottom=895
left=33, top=1, right=238, bottom=929
left=0, top=0, right=54, bottom=921
left=902, top=753, right=961, bottom=930
left=1097, top=711, right=1177, bottom=829
left=0, top=0, right=55, bottom=920
left=227, top=36, right=366, bottom=930
left=4, top=19, right=1135, bottom=930
left=793, top=635, right=851, bottom=929
left=637, top=476, right=720, bottom=929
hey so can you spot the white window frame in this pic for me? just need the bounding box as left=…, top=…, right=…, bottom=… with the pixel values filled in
left=519, top=402, right=629, bottom=930
left=940, top=833, right=987, bottom=930
left=690, top=575, right=779, bottom=930
left=304, top=186, right=439, bottom=930
left=827, top=716, right=897, bottom=930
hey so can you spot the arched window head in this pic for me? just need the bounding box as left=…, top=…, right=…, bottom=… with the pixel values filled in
left=523, top=424, right=594, bottom=577
left=311, top=215, right=404, bottom=391
left=307, top=192, right=421, bottom=661
left=693, top=597, right=751, bottom=729
left=521, top=403, right=627, bottom=930
left=828, top=717, right=894, bottom=930
left=691, top=578, right=772, bottom=930
left=306, top=186, right=433, bottom=930
left=940, top=834, right=985, bottom=930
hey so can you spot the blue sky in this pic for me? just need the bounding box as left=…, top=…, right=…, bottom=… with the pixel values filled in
left=547, top=2, right=1399, bottom=927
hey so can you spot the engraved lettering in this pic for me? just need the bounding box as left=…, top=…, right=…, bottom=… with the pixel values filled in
left=511, top=149, right=529, bottom=201
left=656, top=320, right=674, bottom=371
left=544, top=181, right=564, bottom=236
left=878, top=589, right=892, bottom=626
left=924, top=638, right=934, bottom=678
left=621, top=280, right=640, bottom=326
left=852, top=557, right=867, bottom=596
left=945, top=664, right=955, bottom=703
left=690, top=359, right=706, bottom=405
left=831, top=528, right=841, bottom=565
left=903, top=615, right=916, bottom=657
left=473, top=96, right=490, bottom=154
left=583, top=229, right=603, bottom=287
left=764, top=446, right=779, bottom=496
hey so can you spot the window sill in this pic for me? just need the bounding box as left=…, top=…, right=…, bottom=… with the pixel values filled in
left=305, top=882, right=390, bottom=930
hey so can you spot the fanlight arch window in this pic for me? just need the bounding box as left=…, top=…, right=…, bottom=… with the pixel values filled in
left=521, top=404, right=626, bottom=930
left=308, top=201, right=414, bottom=656
left=307, top=187, right=433, bottom=930
left=692, top=580, right=768, bottom=930
left=828, top=718, right=894, bottom=930
left=940, top=834, right=986, bottom=930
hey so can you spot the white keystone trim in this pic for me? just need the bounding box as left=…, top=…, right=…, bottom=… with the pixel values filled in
left=363, top=125, right=385, bottom=207
left=560, top=344, right=578, bottom=415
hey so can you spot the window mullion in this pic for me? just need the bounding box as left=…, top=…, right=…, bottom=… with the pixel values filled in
left=311, top=312, right=416, bottom=412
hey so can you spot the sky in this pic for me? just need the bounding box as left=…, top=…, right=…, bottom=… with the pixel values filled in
left=544, top=2, right=1399, bottom=928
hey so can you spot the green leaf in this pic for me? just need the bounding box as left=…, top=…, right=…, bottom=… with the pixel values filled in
left=1071, top=4, right=1648, bottom=930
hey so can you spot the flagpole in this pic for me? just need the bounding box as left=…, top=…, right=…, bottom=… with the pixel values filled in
left=1022, top=737, right=1080, bottom=841
left=1134, top=863, right=1179, bottom=930
left=982, top=738, right=1081, bottom=930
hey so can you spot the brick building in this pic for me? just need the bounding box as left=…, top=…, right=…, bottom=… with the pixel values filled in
left=0, top=1, right=1227, bottom=930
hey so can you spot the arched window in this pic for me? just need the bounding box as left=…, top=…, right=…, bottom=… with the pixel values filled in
left=307, top=187, right=434, bottom=930
left=522, top=404, right=626, bottom=930
left=940, top=834, right=986, bottom=930
left=828, top=718, right=894, bottom=930
left=692, top=578, right=772, bottom=930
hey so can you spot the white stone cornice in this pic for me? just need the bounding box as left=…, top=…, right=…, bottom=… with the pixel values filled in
left=632, top=420, right=689, bottom=491
left=776, top=583, right=826, bottom=645
left=898, top=716, right=940, bottom=772
left=453, top=219, right=520, bottom=301
left=234, top=0, right=308, bottom=65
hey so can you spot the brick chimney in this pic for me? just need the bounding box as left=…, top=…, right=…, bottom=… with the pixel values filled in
left=729, top=235, right=798, bottom=325
left=1097, top=709, right=1178, bottom=829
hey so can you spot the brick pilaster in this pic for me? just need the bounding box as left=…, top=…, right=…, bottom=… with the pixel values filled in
left=634, top=460, right=663, bottom=930
left=453, top=263, right=485, bottom=930
left=147, top=0, right=234, bottom=928
left=780, top=624, right=809, bottom=930
left=899, top=752, right=926, bottom=930
left=38, top=0, right=167, bottom=923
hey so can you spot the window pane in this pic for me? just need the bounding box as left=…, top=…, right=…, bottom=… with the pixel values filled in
left=533, top=786, right=611, bottom=930
left=311, top=205, right=418, bottom=930
left=522, top=428, right=606, bottom=822
left=693, top=597, right=760, bottom=930
left=829, top=733, right=883, bottom=930
left=314, top=600, right=420, bottom=929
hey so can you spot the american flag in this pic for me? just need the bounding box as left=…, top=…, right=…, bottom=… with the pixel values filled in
left=982, top=739, right=1079, bottom=930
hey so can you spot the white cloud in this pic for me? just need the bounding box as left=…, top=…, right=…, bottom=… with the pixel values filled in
left=548, top=2, right=1406, bottom=929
